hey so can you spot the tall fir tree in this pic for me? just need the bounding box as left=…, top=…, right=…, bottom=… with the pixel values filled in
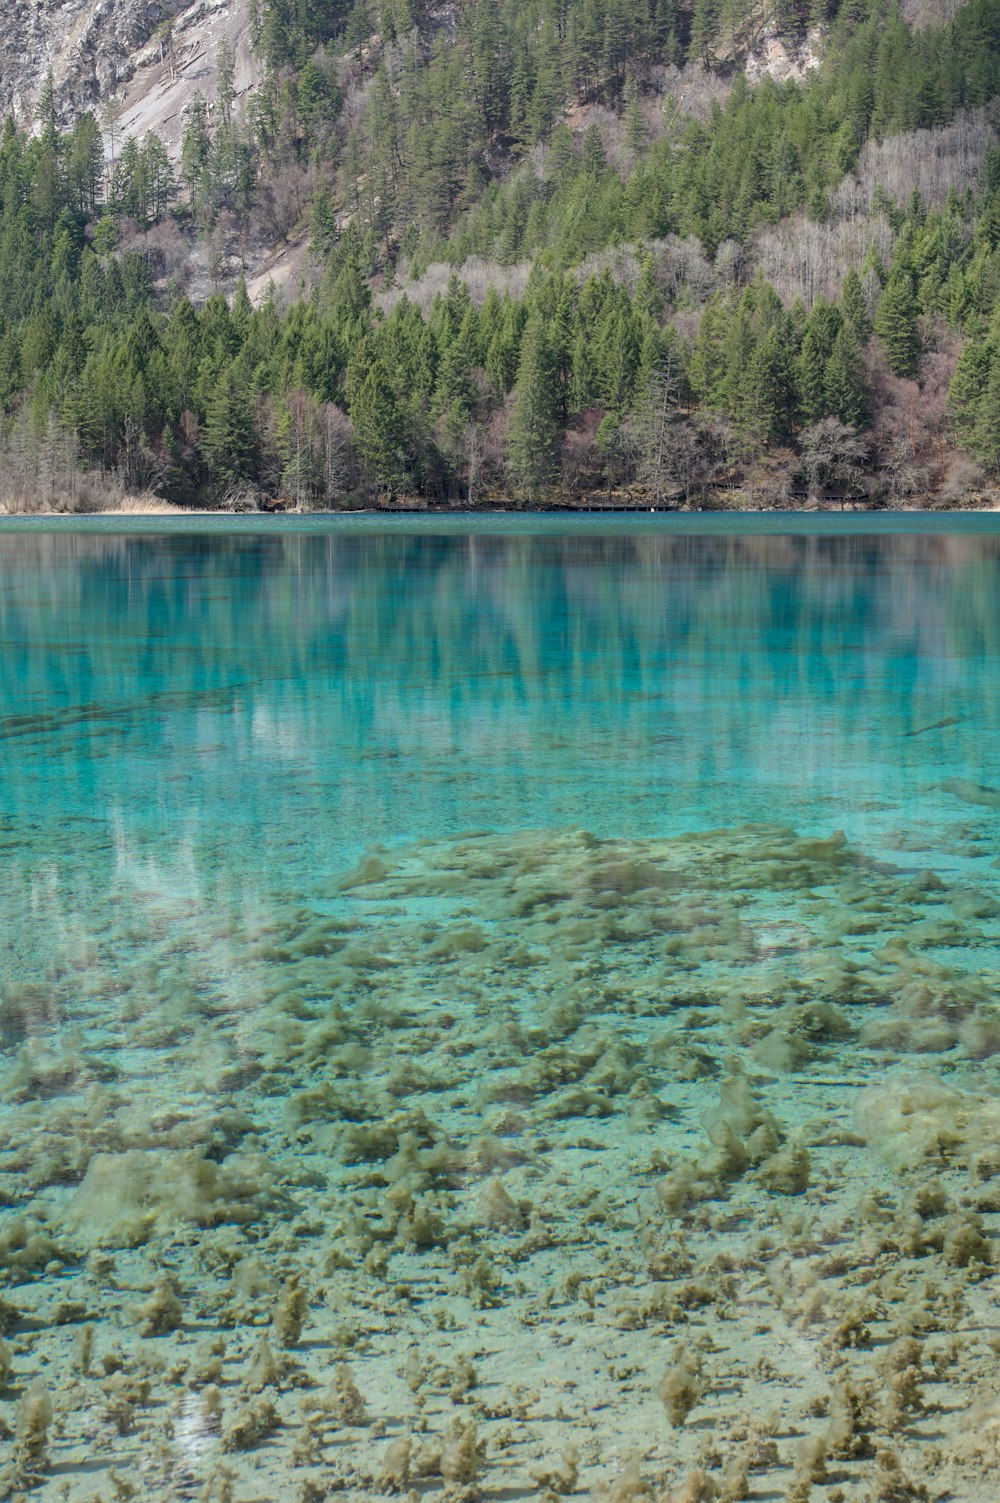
left=973, top=355, right=1000, bottom=473
left=350, top=359, right=411, bottom=493
left=202, top=367, right=257, bottom=485
left=508, top=315, right=559, bottom=499
left=874, top=273, right=921, bottom=379
left=824, top=326, right=867, bottom=428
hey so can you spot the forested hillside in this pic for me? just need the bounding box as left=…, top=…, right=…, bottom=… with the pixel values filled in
left=3, top=0, right=1000, bottom=509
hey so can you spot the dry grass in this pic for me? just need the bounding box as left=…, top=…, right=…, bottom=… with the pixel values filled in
left=0, top=491, right=194, bottom=516
left=91, top=493, right=193, bottom=515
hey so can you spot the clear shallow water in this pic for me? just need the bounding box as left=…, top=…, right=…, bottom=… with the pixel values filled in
left=3, top=518, right=1000, bottom=1500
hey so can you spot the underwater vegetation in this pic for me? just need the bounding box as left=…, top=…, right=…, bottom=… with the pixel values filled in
left=1, top=820, right=999, bottom=1501
left=4, top=524, right=1000, bottom=1499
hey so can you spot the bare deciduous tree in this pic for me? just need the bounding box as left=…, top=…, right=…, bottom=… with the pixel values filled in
left=751, top=212, right=893, bottom=308
left=464, top=420, right=486, bottom=506
left=799, top=419, right=869, bottom=506
left=322, top=404, right=359, bottom=504
left=852, top=108, right=994, bottom=214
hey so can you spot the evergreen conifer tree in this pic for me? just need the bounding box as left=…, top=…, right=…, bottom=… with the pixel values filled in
left=948, top=340, right=992, bottom=443
left=743, top=326, right=795, bottom=443
left=351, top=359, right=410, bottom=493
left=841, top=268, right=869, bottom=337
left=508, top=315, right=558, bottom=499
left=824, top=326, right=867, bottom=428
left=203, top=367, right=257, bottom=486
left=874, top=273, right=921, bottom=378
left=973, top=356, right=1000, bottom=473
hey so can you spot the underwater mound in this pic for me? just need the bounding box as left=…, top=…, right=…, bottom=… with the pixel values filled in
left=1, top=823, right=999, bottom=1501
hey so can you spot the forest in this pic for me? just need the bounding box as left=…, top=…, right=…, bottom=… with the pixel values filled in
left=3, top=0, right=1000, bottom=509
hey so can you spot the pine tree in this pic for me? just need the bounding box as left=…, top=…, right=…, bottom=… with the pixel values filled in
left=277, top=388, right=321, bottom=504
left=841, top=267, right=869, bottom=338
left=633, top=257, right=663, bottom=323
left=508, top=315, right=558, bottom=499
left=110, top=136, right=142, bottom=220
left=485, top=319, right=520, bottom=397
left=433, top=334, right=477, bottom=422
left=310, top=189, right=338, bottom=260
left=623, top=78, right=648, bottom=157
left=181, top=95, right=212, bottom=211
left=350, top=360, right=410, bottom=493
left=949, top=339, right=992, bottom=443
left=598, top=301, right=640, bottom=415
left=581, top=123, right=606, bottom=177
left=66, top=115, right=102, bottom=217
left=142, top=133, right=176, bottom=222
left=874, top=272, right=921, bottom=378
left=31, top=71, right=64, bottom=232
left=202, top=367, right=257, bottom=486
left=631, top=355, right=686, bottom=501
left=261, top=0, right=296, bottom=66
left=232, top=275, right=254, bottom=333
left=688, top=0, right=721, bottom=64
left=688, top=297, right=728, bottom=407
left=569, top=326, right=596, bottom=412
left=743, top=326, right=795, bottom=443
left=217, top=39, right=236, bottom=129
left=824, top=326, right=867, bottom=428
left=797, top=329, right=828, bottom=425
left=973, top=354, right=1000, bottom=472
left=716, top=306, right=755, bottom=417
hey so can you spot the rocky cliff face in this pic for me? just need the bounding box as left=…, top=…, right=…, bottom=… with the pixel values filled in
left=744, top=25, right=824, bottom=86
left=0, top=0, right=183, bottom=124
left=114, top=0, right=256, bottom=159
left=0, top=0, right=255, bottom=156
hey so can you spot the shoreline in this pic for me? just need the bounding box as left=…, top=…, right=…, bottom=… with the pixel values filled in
left=4, top=501, right=1000, bottom=521
left=5, top=480, right=1000, bottom=522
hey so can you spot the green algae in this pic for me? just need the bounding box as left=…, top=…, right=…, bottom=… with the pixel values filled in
left=1, top=822, right=999, bottom=1500
left=1, top=528, right=1000, bottom=1499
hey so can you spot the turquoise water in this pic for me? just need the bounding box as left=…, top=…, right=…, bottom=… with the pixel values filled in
left=3, top=519, right=1000, bottom=890
left=3, top=517, right=1000, bottom=1500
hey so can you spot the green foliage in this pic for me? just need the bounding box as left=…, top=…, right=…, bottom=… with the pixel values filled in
left=824, top=325, right=867, bottom=427
left=1, top=0, right=1000, bottom=505
left=203, top=367, right=257, bottom=484
left=257, top=0, right=354, bottom=68
left=508, top=314, right=560, bottom=498
left=973, top=358, right=1000, bottom=472
left=874, top=271, right=920, bottom=377
left=948, top=332, right=1000, bottom=472
left=350, top=359, right=410, bottom=492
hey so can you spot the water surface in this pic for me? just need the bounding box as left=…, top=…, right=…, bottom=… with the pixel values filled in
left=2, top=518, right=999, bottom=1500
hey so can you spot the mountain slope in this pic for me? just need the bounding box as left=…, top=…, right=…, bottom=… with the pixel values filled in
left=113, top=0, right=257, bottom=162
left=0, top=0, right=181, bottom=124
left=0, top=0, right=999, bottom=512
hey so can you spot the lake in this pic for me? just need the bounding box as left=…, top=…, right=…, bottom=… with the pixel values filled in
left=2, top=516, right=998, bottom=1500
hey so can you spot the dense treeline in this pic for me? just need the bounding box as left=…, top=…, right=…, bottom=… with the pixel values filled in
left=340, top=0, right=1000, bottom=266
left=3, top=0, right=1000, bottom=508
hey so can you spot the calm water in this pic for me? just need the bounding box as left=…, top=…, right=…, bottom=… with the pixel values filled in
left=3, top=516, right=1000, bottom=1498
left=2, top=519, right=1000, bottom=915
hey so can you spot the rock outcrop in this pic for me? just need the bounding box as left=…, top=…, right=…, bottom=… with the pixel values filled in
left=0, top=0, right=183, bottom=124
left=0, top=0, right=255, bottom=159
left=744, top=24, right=824, bottom=86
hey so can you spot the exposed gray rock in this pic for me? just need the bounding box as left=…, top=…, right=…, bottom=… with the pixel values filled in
left=0, top=0, right=187, bottom=126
